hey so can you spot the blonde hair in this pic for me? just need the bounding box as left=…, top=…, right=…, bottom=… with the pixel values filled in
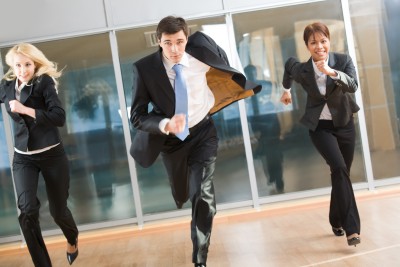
left=3, top=43, right=62, bottom=87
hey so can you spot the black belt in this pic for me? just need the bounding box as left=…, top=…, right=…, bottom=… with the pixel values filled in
left=189, top=114, right=210, bottom=134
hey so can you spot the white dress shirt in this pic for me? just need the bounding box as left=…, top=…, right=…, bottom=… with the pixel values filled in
left=159, top=52, right=215, bottom=133
left=311, top=58, right=332, bottom=120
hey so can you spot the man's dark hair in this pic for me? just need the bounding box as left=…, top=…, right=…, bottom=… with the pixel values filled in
left=156, top=16, right=189, bottom=41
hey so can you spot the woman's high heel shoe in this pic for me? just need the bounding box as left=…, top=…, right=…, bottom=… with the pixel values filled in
left=332, top=227, right=345, bottom=236
left=347, top=234, right=360, bottom=247
left=67, top=240, right=79, bottom=265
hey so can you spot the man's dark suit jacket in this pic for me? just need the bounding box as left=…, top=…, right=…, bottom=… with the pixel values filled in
left=130, top=31, right=261, bottom=168
left=282, top=52, right=360, bottom=131
left=0, top=74, right=65, bottom=152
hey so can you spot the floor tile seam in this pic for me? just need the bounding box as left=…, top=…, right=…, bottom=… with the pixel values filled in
left=298, top=243, right=400, bottom=267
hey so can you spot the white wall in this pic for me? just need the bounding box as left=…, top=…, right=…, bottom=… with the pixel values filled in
left=0, top=0, right=323, bottom=46
left=0, top=0, right=107, bottom=44
left=108, top=0, right=223, bottom=27
left=0, top=0, right=224, bottom=46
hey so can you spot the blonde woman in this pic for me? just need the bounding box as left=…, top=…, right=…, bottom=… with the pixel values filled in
left=0, top=43, right=79, bottom=266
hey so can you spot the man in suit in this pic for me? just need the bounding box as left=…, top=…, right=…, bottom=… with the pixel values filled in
left=129, top=16, right=261, bottom=266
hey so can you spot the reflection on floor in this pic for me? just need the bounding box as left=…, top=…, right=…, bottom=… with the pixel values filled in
left=1, top=185, right=399, bottom=266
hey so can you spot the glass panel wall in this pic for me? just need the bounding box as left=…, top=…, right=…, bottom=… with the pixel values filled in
left=0, top=109, right=19, bottom=237
left=349, top=0, right=400, bottom=180
left=116, top=15, right=254, bottom=214
left=0, top=34, right=135, bottom=230
left=232, top=0, right=366, bottom=197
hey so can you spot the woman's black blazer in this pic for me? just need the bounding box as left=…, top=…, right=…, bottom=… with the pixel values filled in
left=0, top=74, right=65, bottom=152
left=282, top=52, right=360, bottom=131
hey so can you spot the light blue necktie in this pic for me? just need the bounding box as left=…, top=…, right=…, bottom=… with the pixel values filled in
left=173, top=64, right=189, bottom=140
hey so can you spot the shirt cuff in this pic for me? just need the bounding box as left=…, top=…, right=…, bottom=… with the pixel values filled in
left=283, top=88, right=291, bottom=93
left=159, top=118, right=170, bottom=135
left=330, top=70, right=339, bottom=80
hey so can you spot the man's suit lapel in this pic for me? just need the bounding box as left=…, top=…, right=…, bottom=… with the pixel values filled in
left=152, top=51, right=175, bottom=108
left=186, top=32, right=233, bottom=75
left=186, top=46, right=225, bottom=69
left=185, top=32, right=261, bottom=114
